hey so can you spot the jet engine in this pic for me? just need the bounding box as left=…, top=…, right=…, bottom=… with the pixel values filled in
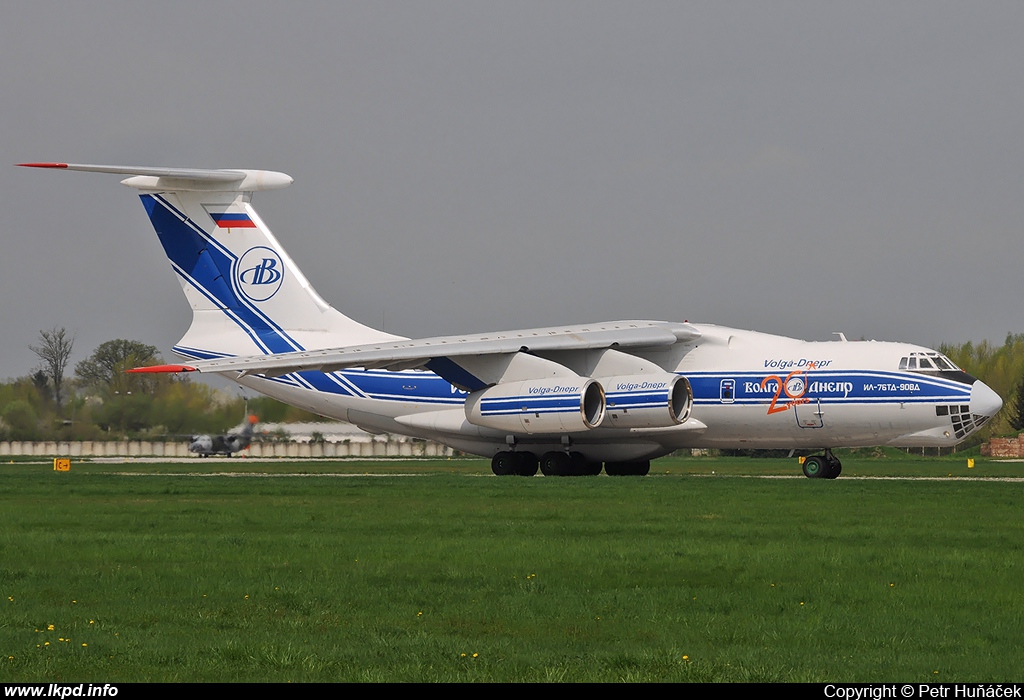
left=465, top=378, right=606, bottom=434
left=600, top=374, right=692, bottom=428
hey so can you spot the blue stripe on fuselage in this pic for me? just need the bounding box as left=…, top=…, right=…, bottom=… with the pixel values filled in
left=424, top=357, right=488, bottom=392
left=298, top=368, right=463, bottom=404
left=684, top=370, right=971, bottom=405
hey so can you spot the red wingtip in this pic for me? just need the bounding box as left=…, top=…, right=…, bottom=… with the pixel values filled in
left=17, top=162, right=69, bottom=169
left=125, top=364, right=197, bottom=374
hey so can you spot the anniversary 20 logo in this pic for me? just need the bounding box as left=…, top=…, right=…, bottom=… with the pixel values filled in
left=236, top=246, right=285, bottom=302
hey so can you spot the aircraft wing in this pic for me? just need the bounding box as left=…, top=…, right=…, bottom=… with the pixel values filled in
left=132, top=321, right=701, bottom=380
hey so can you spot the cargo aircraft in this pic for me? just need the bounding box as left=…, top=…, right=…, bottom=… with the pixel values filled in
left=188, top=414, right=259, bottom=457
left=20, top=163, right=1003, bottom=477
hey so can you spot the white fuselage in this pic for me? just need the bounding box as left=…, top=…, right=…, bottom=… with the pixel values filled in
left=227, top=324, right=997, bottom=462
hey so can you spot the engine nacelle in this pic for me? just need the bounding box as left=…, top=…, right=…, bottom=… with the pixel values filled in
left=601, top=374, right=692, bottom=428
left=465, top=378, right=606, bottom=434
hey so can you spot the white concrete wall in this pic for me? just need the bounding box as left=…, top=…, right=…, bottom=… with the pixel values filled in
left=0, top=438, right=453, bottom=458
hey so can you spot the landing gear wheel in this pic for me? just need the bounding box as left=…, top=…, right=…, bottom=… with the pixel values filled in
left=568, top=452, right=600, bottom=476
left=632, top=460, right=651, bottom=476
left=823, top=450, right=842, bottom=479
left=513, top=452, right=538, bottom=477
left=540, top=451, right=572, bottom=476
left=491, top=451, right=517, bottom=476
left=802, top=455, right=826, bottom=479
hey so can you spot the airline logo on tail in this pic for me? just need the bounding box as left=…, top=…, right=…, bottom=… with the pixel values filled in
left=236, top=246, right=284, bottom=301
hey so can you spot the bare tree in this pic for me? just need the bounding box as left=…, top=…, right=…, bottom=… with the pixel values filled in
left=30, top=327, right=75, bottom=410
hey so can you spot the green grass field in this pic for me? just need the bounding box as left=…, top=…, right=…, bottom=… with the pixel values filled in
left=1, top=455, right=1022, bottom=682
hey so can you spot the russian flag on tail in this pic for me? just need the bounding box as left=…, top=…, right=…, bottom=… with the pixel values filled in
left=208, top=211, right=257, bottom=228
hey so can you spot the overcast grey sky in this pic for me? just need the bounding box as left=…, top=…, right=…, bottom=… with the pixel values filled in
left=3, top=2, right=1022, bottom=379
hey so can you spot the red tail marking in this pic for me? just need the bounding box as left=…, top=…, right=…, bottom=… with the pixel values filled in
left=17, top=163, right=69, bottom=169
left=125, top=364, right=197, bottom=374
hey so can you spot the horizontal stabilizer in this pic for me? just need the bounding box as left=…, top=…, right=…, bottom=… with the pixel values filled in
left=18, top=162, right=293, bottom=191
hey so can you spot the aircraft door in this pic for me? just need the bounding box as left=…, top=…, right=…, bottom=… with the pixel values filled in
left=794, top=399, right=824, bottom=428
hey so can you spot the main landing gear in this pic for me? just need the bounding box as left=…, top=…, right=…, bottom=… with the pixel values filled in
left=490, top=451, right=650, bottom=477
left=802, top=449, right=842, bottom=479
left=490, top=451, right=539, bottom=476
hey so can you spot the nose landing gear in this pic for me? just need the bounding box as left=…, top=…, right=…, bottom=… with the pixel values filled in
left=802, top=449, right=842, bottom=479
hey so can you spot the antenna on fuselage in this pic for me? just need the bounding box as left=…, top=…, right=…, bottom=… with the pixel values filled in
left=832, top=332, right=848, bottom=342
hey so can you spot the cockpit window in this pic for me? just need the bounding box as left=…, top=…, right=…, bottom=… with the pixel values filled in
left=898, top=352, right=961, bottom=372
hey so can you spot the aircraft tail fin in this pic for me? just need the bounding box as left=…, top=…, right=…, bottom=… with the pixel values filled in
left=20, top=163, right=401, bottom=362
